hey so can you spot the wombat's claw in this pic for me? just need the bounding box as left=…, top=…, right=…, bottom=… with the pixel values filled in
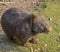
left=24, top=42, right=30, bottom=47
left=32, top=38, right=40, bottom=44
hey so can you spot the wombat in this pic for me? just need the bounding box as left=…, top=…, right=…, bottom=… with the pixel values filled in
left=1, top=8, right=52, bottom=47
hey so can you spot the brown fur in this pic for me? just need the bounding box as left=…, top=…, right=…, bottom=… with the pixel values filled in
left=1, top=8, right=52, bottom=47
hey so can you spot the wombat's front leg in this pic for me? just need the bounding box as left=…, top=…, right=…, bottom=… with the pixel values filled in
left=31, top=36, right=40, bottom=44
left=21, top=38, right=30, bottom=47
left=23, top=42, right=30, bottom=47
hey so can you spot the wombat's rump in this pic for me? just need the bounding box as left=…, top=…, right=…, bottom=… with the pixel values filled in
left=1, top=8, right=52, bottom=47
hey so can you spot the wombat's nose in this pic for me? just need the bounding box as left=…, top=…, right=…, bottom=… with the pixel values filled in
left=47, top=26, right=52, bottom=32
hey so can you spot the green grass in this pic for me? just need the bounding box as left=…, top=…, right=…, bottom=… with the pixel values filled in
left=17, top=2, right=60, bottom=52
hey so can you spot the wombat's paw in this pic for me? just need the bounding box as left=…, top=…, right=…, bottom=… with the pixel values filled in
left=24, top=42, right=30, bottom=47
left=32, top=38, right=40, bottom=44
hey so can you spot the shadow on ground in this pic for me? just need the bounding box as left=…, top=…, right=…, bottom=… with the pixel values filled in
left=0, top=33, right=26, bottom=52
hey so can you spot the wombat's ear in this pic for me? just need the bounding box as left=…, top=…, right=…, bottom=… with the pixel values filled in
left=31, top=14, right=36, bottom=19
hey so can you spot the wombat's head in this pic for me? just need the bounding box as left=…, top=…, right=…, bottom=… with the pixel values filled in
left=32, top=13, right=52, bottom=33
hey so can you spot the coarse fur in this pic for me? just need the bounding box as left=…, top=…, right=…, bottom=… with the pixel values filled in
left=1, top=8, right=52, bottom=47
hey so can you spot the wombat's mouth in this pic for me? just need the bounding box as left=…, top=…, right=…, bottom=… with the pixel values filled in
left=47, top=27, right=52, bottom=32
left=45, top=26, right=52, bottom=33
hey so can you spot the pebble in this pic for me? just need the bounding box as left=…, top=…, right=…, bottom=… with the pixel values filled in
left=44, top=44, right=48, bottom=47
left=57, top=38, right=60, bottom=42
left=48, top=18, right=52, bottom=21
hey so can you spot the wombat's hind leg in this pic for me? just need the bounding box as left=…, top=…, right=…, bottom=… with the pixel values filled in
left=7, top=36, right=16, bottom=43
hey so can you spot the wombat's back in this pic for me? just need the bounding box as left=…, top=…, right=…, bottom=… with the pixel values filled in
left=1, top=8, right=31, bottom=25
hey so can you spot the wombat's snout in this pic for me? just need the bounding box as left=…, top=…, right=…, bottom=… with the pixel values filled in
left=46, top=26, right=52, bottom=33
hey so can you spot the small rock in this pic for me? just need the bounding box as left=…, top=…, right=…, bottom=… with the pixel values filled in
left=56, top=36, right=60, bottom=42
left=48, top=18, right=52, bottom=21
left=44, top=44, right=48, bottom=47
left=57, top=39, right=60, bottom=42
